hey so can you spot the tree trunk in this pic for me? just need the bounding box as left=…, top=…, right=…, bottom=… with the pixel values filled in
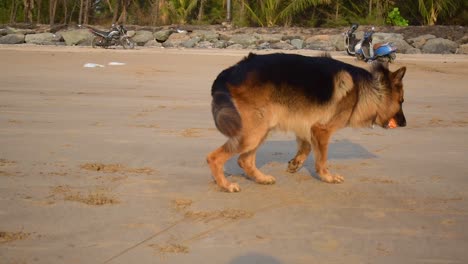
left=78, top=0, right=83, bottom=24
left=83, top=0, right=89, bottom=24
left=10, top=0, right=18, bottom=23
left=23, top=0, right=34, bottom=24
left=62, top=0, right=68, bottom=24
left=369, top=0, right=373, bottom=17
left=36, top=0, right=42, bottom=24
left=198, top=0, right=206, bottom=21
left=49, top=0, right=58, bottom=26
left=112, top=0, right=121, bottom=24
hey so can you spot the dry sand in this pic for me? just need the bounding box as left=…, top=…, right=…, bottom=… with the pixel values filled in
left=1, top=45, right=467, bottom=264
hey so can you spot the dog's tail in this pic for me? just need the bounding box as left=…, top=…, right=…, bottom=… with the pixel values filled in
left=211, top=68, right=242, bottom=138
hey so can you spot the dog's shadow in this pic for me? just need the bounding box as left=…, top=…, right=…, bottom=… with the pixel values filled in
left=225, top=139, right=377, bottom=177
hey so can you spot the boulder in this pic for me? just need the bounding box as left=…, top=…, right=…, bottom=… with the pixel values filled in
left=191, top=30, right=219, bottom=42
left=0, top=28, right=7, bottom=36
left=5, top=26, right=35, bottom=35
left=407, top=34, right=436, bottom=49
left=162, top=32, right=191, bottom=48
left=457, top=44, right=468, bottom=54
left=196, top=41, right=213, bottom=49
left=126, top=30, right=136, bottom=38
left=144, top=40, right=163, bottom=48
left=213, top=40, right=227, bottom=49
left=405, top=48, right=422, bottom=54
left=329, top=34, right=345, bottom=51
left=0, top=34, right=25, bottom=44
left=181, top=36, right=201, bottom=48
left=254, top=33, right=283, bottom=43
left=290, top=38, right=303, bottom=49
left=271, top=41, right=295, bottom=50
left=153, top=29, right=173, bottom=42
left=389, top=38, right=413, bottom=54
left=132, top=30, right=154, bottom=46
left=373, top=33, right=404, bottom=43
left=256, top=42, right=271, bottom=50
left=25, top=33, right=58, bottom=45
left=60, top=29, right=93, bottom=46
left=305, top=35, right=335, bottom=51
left=229, top=34, right=257, bottom=47
left=226, top=43, right=244, bottom=49
left=422, top=38, right=458, bottom=54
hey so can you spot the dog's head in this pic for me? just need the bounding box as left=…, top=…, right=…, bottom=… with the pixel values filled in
left=373, top=63, right=407, bottom=129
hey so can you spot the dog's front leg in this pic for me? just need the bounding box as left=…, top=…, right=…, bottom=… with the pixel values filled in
left=311, top=126, right=344, bottom=183
left=287, top=137, right=311, bottom=173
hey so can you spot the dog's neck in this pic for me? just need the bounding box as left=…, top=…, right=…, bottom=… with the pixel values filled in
left=347, top=82, right=383, bottom=128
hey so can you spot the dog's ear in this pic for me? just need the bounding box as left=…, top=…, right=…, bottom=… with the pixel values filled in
left=391, top=67, right=406, bottom=87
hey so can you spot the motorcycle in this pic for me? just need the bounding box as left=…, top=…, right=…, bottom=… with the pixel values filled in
left=87, top=24, right=135, bottom=49
left=344, top=24, right=397, bottom=63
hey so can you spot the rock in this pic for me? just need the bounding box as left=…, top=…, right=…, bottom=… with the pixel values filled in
left=144, top=40, right=163, bottom=48
left=254, top=33, right=283, bottom=43
left=390, top=38, right=413, bottom=54
left=407, top=34, right=436, bottom=49
left=196, top=41, right=213, bottom=48
left=406, top=48, right=422, bottom=54
left=226, top=43, right=244, bottom=49
left=213, top=40, right=227, bottom=49
left=60, top=29, right=93, bottom=46
left=0, top=34, right=25, bottom=44
left=290, top=38, right=303, bottom=49
left=329, top=34, right=345, bottom=51
left=271, top=41, right=295, bottom=50
left=162, top=32, right=191, bottom=48
left=126, top=30, right=136, bottom=38
left=132, top=30, right=154, bottom=46
left=153, top=29, right=173, bottom=42
left=5, top=26, right=35, bottom=35
left=181, top=36, right=201, bottom=48
left=422, top=38, right=458, bottom=54
left=229, top=34, right=257, bottom=47
left=191, top=30, right=219, bottom=42
left=373, top=33, right=404, bottom=43
left=457, top=44, right=468, bottom=54
left=25, top=33, right=57, bottom=45
left=304, top=35, right=336, bottom=51
left=256, top=42, right=271, bottom=50
left=305, top=35, right=335, bottom=51
left=0, top=28, right=7, bottom=36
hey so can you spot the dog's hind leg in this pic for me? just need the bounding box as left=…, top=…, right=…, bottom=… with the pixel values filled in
left=287, top=137, right=312, bottom=173
left=311, top=126, right=344, bottom=183
left=207, top=138, right=241, bottom=192
left=237, top=129, right=276, bottom=185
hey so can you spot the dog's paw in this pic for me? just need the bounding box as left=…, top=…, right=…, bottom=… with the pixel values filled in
left=223, top=182, right=241, bottom=193
left=256, top=175, right=276, bottom=185
left=320, top=173, right=344, bottom=184
left=287, top=159, right=302, bottom=173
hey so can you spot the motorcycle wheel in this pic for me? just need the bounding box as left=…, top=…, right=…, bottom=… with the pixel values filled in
left=91, top=36, right=107, bottom=49
left=121, top=37, right=135, bottom=50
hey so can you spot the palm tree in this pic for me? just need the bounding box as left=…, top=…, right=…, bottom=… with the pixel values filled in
left=242, top=0, right=331, bottom=27
left=418, top=0, right=459, bottom=25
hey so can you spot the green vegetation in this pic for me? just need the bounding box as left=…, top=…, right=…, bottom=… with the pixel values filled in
left=386, top=7, right=408, bottom=26
left=0, top=0, right=466, bottom=26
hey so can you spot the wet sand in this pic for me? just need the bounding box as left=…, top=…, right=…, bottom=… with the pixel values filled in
left=1, top=45, right=468, bottom=264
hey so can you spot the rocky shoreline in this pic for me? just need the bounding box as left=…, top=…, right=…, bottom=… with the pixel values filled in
left=1, top=24, right=467, bottom=54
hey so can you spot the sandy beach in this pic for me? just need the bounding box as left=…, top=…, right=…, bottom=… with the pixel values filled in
left=1, top=45, right=468, bottom=264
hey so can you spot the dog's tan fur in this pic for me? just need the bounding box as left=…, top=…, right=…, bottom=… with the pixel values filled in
left=207, top=53, right=406, bottom=192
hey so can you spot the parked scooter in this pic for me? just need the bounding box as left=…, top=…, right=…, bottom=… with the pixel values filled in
left=344, top=24, right=397, bottom=62
left=86, top=24, right=135, bottom=49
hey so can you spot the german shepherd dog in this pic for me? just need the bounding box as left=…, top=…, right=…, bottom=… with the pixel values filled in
left=207, top=53, right=406, bottom=192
